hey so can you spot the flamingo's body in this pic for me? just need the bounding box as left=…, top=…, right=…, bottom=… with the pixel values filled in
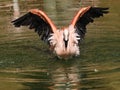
left=12, top=6, right=109, bottom=58
left=49, top=25, right=80, bottom=58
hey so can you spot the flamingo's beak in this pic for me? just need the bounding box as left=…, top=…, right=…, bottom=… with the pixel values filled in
left=64, top=39, right=68, bottom=48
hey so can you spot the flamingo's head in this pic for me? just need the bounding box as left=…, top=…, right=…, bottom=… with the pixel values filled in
left=63, top=29, right=69, bottom=48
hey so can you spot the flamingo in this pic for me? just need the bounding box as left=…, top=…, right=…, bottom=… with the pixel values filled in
left=12, top=6, right=109, bottom=59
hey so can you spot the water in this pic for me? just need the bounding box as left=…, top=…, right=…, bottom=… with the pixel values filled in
left=0, top=0, right=120, bottom=90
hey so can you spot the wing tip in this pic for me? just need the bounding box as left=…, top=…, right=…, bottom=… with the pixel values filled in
left=71, top=6, right=91, bottom=26
left=91, top=6, right=109, bottom=13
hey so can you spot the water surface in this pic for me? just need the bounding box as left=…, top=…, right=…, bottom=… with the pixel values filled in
left=0, top=0, right=120, bottom=90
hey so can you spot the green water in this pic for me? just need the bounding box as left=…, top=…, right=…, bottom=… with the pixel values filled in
left=0, top=0, right=120, bottom=90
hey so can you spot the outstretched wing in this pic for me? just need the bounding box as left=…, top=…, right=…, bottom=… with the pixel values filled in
left=12, top=9, right=57, bottom=42
left=71, top=6, right=109, bottom=39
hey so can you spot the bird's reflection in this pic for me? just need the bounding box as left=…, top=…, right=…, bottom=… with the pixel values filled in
left=46, top=59, right=104, bottom=90
left=51, top=67, right=80, bottom=89
left=19, top=57, right=105, bottom=90
left=47, top=59, right=82, bottom=90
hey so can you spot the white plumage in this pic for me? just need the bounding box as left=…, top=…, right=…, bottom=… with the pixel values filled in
left=48, top=25, right=80, bottom=58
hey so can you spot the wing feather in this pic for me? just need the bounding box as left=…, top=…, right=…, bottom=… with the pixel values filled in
left=12, top=9, right=57, bottom=43
left=71, top=6, right=109, bottom=39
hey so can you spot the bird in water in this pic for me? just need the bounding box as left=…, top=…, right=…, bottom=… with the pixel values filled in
left=12, top=6, right=109, bottom=59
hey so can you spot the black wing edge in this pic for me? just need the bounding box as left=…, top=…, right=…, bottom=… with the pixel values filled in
left=11, top=12, right=31, bottom=27
left=89, top=7, right=109, bottom=18
left=11, top=12, right=53, bottom=43
left=75, top=7, right=109, bottom=41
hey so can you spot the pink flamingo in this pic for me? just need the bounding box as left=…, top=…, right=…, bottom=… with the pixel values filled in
left=12, top=6, right=109, bottom=59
